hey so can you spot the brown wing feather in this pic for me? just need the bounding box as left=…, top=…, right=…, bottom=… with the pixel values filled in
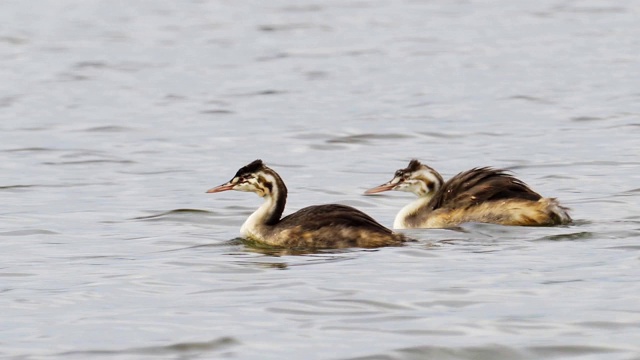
left=278, top=204, right=394, bottom=234
left=427, top=167, right=542, bottom=211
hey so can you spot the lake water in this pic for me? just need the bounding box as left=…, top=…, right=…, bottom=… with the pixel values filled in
left=2, top=0, right=640, bottom=359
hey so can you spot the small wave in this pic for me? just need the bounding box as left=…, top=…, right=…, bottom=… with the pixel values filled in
left=327, top=133, right=413, bottom=144
left=3, top=147, right=61, bottom=152
left=230, top=89, right=287, bottom=97
left=200, top=109, right=234, bottom=114
left=0, top=95, right=20, bottom=107
left=0, top=184, right=35, bottom=190
left=0, top=182, right=113, bottom=190
left=0, top=229, right=59, bottom=236
left=310, top=143, right=347, bottom=151
left=43, top=159, right=135, bottom=165
left=604, top=245, right=640, bottom=251
left=258, top=23, right=327, bottom=32
left=509, top=160, right=640, bottom=171
left=72, top=60, right=153, bottom=72
left=56, top=337, right=238, bottom=357
left=350, top=343, right=625, bottom=360
left=73, top=61, right=108, bottom=69
left=507, top=95, right=554, bottom=104
left=527, top=344, right=625, bottom=358
left=77, top=125, right=136, bottom=133
left=419, top=131, right=468, bottom=139
left=0, top=36, right=28, bottom=45
left=131, top=208, right=214, bottom=221
left=571, top=116, right=604, bottom=122
left=534, top=231, right=595, bottom=242
left=555, top=5, right=627, bottom=14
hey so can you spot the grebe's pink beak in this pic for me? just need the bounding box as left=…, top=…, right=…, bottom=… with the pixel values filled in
left=206, top=182, right=234, bottom=193
left=364, top=182, right=395, bottom=195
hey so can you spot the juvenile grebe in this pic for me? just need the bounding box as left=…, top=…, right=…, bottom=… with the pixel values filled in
left=365, top=160, right=572, bottom=229
left=207, top=160, right=408, bottom=249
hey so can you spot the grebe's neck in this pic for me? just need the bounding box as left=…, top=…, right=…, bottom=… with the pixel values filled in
left=240, top=170, right=287, bottom=237
left=393, top=194, right=435, bottom=229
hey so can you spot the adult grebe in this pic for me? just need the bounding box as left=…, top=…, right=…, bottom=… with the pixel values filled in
left=207, top=160, right=408, bottom=249
left=365, top=159, right=572, bottom=229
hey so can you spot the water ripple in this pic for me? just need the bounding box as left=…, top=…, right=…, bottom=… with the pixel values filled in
left=43, top=159, right=135, bottom=165
left=56, top=337, right=239, bottom=357
left=132, top=208, right=214, bottom=221
left=2, top=0, right=640, bottom=358
left=327, top=133, right=413, bottom=144
left=76, top=125, right=136, bottom=132
left=0, top=229, right=59, bottom=236
left=534, top=231, right=595, bottom=242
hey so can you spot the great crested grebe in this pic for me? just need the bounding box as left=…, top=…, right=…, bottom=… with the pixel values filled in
left=207, top=160, right=408, bottom=249
left=365, top=160, right=572, bottom=229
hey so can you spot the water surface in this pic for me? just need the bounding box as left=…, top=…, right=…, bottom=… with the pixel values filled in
left=1, top=0, right=640, bottom=359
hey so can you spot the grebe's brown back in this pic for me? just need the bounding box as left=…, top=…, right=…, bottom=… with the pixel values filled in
left=207, top=159, right=408, bottom=249
left=365, top=159, right=571, bottom=229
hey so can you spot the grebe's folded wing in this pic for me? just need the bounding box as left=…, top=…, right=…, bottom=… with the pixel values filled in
left=427, top=167, right=542, bottom=210
left=278, top=204, right=394, bottom=233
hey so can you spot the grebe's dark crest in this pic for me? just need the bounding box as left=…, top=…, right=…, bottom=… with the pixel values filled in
left=365, top=159, right=572, bottom=228
left=207, top=159, right=408, bottom=249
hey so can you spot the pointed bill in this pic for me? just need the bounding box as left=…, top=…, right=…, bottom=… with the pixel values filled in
left=206, top=182, right=235, bottom=193
left=364, top=182, right=396, bottom=194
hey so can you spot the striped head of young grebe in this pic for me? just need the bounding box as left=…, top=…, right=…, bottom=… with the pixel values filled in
left=206, top=159, right=281, bottom=198
left=365, top=159, right=443, bottom=197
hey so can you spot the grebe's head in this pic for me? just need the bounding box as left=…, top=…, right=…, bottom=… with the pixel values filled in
left=206, top=159, right=283, bottom=198
left=365, top=159, right=443, bottom=197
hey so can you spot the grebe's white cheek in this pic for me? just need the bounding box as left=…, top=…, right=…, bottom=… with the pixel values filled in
left=403, top=181, right=418, bottom=194
left=394, top=182, right=411, bottom=193
left=234, top=182, right=254, bottom=192
left=405, top=181, right=417, bottom=192
left=408, top=180, right=428, bottom=195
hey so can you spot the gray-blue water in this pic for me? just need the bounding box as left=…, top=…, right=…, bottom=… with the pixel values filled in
left=2, top=1, right=640, bottom=359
